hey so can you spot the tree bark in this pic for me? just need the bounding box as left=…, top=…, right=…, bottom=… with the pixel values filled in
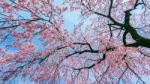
left=123, top=10, right=150, bottom=48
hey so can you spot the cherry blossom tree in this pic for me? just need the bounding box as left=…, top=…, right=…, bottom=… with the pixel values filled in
left=0, top=0, right=150, bottom=83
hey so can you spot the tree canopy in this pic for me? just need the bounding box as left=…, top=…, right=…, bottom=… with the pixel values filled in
left=0, top=0, right=150, bottom=83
